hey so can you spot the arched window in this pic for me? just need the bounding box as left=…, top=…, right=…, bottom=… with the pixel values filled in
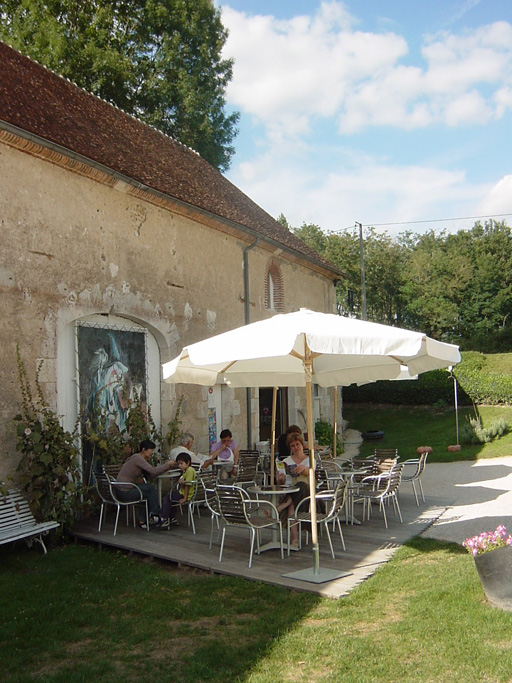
left=265, top=260, right=284, bottom=312
left=268, top=272, right=275, bottom=311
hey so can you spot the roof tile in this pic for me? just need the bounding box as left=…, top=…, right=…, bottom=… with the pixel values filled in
left=0, top=42, right=341, bottom=275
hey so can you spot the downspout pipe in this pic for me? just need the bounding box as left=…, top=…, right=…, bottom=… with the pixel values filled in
left=333, top=278, right=341, bottom=314
left=243, top=238, right=259, bottom=449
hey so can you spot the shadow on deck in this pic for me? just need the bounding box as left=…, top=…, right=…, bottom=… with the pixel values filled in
left=72, top=489, right=450, bottom=599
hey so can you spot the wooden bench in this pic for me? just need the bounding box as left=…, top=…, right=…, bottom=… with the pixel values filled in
left=0, top=489, right=59, bottom=554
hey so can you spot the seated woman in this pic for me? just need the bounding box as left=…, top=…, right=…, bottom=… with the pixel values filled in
left=273, top=432, right=312, bottom=547
left=276, top=424, right=302, bottom=460
left=115, top=439, right=174, bottom=528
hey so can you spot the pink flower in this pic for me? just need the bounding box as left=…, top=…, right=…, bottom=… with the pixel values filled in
left=463, top=526, right=512, bottom=556
left=24, top=428, right=31, bottom=436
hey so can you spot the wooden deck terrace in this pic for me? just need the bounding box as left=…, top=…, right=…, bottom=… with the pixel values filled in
left=72, top=488, right=449, bottom=599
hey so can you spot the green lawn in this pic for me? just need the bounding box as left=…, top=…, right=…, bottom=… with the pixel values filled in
left=343, top=404, right=512, bottom=462
left=2, top=540, right=512, bottom=682
left=4, top=403, right=512, bottom=681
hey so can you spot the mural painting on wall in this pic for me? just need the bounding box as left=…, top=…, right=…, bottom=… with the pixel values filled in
left=77, top=325, right=147, bottom=436
left=208, top=408, right=218, bottom=450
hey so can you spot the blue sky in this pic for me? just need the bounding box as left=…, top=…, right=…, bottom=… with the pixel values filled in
left=216, top=0, right=512, bottom=237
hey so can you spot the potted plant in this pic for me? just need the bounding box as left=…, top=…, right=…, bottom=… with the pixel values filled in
left=463, top=526, right=512, bottom=610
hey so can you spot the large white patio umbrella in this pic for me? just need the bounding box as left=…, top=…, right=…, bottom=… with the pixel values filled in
left=162, top=309, right=460, bottom=582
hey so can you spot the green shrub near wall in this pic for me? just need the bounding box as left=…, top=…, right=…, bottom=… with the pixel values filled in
left=343, top=352, right=512, bottom=406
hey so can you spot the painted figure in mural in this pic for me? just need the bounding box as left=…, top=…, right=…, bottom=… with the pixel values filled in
left=88, top=333, right=131, bottom=433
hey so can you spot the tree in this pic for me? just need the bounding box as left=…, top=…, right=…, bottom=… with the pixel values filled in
left=293, top=222, right=328, bottom=255
left=276, top=213, right=291, bottom=230
left=291, top=215, right=512, bottom=350
left=363, top=229, right=408, bottom=327
left=454, top=221, right=512, bottom=348
left=293, top=223, right=354, bottom=314
left=0, top=0, right=239, bottom=171
left=400, top=230, right=472, bottom=341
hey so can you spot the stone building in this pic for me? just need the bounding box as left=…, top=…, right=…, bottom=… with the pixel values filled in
left=0, top=42, right=343, bottom=481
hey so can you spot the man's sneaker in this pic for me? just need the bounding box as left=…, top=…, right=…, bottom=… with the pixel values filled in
left=169, top=517, right=180, bottom=527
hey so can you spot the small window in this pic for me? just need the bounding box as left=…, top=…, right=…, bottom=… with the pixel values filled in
left=265, top=260, right=284, bottom=312
left=268, top=272, right=275, bottom=310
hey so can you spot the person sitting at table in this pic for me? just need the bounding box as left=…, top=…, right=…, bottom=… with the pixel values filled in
left=115, top=439, right=174, bottom=528
left=283, top=431, right=313, bottom=507
left=277, top=424, right=302, bottom=460
left=169, top=432, right=214, bottom=470
left=268, top=432, right=312, bottom=547
left=210, top=429, right=239, bottom=480
left=160, top=452, right=197, bottom=528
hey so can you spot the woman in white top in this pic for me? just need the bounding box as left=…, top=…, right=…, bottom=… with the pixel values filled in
left=275, top=432, right=312, bottom=546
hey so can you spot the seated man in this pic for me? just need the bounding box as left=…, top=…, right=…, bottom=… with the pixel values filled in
left=169, top=431, right=213, bottom=470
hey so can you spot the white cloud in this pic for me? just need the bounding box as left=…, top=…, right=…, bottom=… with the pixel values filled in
left=478, top=175, right=512, bottom=215
left=221, top=3, right=512, bottom=135
left=228, top=149, right=488, bottom=236
left=221, top=3, right=408, bottom=138
left=444, top=90, right=493, bottom=126
left=494, top=87, right=512, bottom=118
left=220, top=2, right=512, bottom=237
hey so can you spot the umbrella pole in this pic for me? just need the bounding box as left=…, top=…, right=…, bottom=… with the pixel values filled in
left=305, top=352, right=320, bottom=575
left=282, top=350, right=350, bottom=584
left=333, top=386, right=338, bottom=459
left=270, top=386, right=277, bottom=484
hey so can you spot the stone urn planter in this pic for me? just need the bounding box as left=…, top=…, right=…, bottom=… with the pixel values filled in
left=473, top=546, right=512, bottom=610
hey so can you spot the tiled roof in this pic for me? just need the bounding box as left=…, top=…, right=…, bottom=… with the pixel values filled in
left=0, top=41, right=342, bottom=276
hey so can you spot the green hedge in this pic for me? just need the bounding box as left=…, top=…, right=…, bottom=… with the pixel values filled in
left=342, top=369, right=467, bottom=406
left=342, top=352, right=512, bottom=406
left=453, top=355, right=512, bottom=404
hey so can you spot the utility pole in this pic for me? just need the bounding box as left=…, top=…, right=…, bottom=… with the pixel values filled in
left=356, top=221, right=367, bottom=320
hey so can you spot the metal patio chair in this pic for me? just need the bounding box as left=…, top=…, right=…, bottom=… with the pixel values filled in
left=216, top=485, right=284, bottom=568
left=172, top=470, right=202, bottom=534
left=233, top=451, right=260, bottom=489
left=95, top=468, right=149, bottom=536
left=287, top=480, right=348, bottom=558
left=200, top=470, right=221, bottom=549
left=400, top=451, right=429, bottom=505
left=353, top=462, right=404, bottom=528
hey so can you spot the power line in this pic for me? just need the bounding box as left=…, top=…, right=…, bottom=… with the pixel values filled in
left=331, top=212, right=512, bottom=233
left=362, top=212, right=512, bottom=229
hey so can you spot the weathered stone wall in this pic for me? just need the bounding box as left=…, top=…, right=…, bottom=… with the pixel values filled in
left=0, top=141, right=338, bottom=480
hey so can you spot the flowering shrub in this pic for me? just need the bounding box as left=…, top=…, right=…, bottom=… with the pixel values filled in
left=13, top=345, right=89, bottom=537
left=463, top=525, right=512, bottom=556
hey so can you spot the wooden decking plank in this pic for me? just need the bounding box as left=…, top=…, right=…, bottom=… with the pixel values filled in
left=72, top=493, right=449, bottom=598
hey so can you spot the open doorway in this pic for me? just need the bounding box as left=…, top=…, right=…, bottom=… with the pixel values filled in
left=258, top=388, right=288, bottom=442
